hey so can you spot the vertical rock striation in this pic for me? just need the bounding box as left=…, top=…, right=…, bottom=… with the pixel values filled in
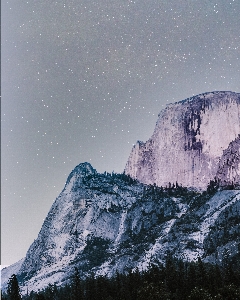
left=216, top=135, right=240, bottom=188
left=125, top=91, right=240, bottom=189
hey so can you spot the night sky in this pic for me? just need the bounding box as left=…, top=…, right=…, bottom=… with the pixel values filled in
left=2, top=0, right=240, bottom=266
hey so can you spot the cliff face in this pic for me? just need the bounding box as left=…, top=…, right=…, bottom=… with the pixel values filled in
left=125, top=91, right=240, bottom=189
left=216, top=135, right=240, bottom=188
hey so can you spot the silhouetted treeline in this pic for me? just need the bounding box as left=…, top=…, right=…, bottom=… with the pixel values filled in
left=80, top=170, right=237, bottom=208
left=83, top=171, right=138, bottom=185
left=2, top=256, right=240, bottom=300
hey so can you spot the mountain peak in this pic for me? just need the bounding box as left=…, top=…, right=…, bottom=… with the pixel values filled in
left=65, top=162, right=96, bottom=186
left=74, top=162, right=95, bottom=174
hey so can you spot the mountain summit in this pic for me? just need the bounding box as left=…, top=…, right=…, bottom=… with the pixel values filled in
left=125, top=91, right=240, bottom=189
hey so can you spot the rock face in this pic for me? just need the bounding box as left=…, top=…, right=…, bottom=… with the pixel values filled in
left=216, top=135, right=240, bottom=188
left=125, top=91, right=240, bottom=189
left=1, top=163, right=240, bottom=294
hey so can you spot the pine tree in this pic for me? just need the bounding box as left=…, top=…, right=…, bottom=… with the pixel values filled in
left=1, top=290, right=8, bottom=300
left=71, top=267, right=83, bottom=300
left=196, top=257, right=206, bottom=288
left=95, top=276, right=109, bottom=300
left=85, top=273, right=96, bottom=300
left=165, top=255, right=177, bottom=292
left=7, top=274, right=21, bottom=300
left=36, top=293, right=45, bottom=300
left=176, top=259, right=187, bottom=298
left=188, top=287, right=213, bottom=300
left=187, top=262, right=196, bottom=292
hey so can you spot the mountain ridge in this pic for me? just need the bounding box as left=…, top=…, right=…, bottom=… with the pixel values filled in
left=1, top=166, right=239, bottom=294
left=1, top=91, right=240, bottom=294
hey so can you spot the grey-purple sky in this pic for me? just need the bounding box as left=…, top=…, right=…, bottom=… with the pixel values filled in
left=2, top=0, right=240, bottom=266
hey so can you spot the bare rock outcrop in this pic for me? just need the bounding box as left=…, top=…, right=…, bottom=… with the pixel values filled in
left=125, top=91, right=240, bottom=189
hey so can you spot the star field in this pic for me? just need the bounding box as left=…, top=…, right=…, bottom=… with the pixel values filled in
left=2, top=0, right=240, bottom=266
